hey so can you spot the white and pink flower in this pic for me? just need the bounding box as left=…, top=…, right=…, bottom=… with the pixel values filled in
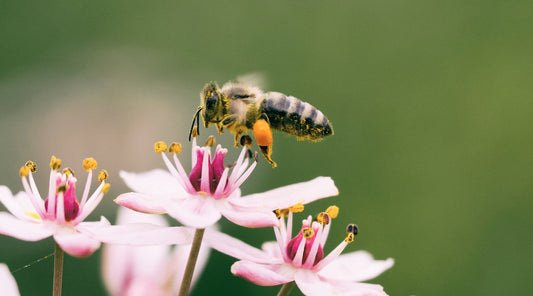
left=204, top=207, right=394, bottom=296
left=115, top=137, right=339, bottom=229
left=0, top=157, right=110, bottom=257
left=0, top=263, right=20, bottom=296
left=102, top=208, right=210, bottom=296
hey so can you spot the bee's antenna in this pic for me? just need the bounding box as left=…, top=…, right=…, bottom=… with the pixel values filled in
left=189, top=107, right=202, bottom=141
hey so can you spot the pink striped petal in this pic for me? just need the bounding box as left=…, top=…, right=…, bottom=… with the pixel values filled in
left=82, top=222, right=194, bottom=245
left=203, top=228, right=280, bottom=264
left=0, top=212, right=52, bottom=241
left=166, top=197, right=221, bottom=228
left=120, top=169, right=186, bottom=196
left=330, top=282, right=389, bottom=296
left=54, top=230, right=101, bottom=257
left=115, top=192, right=169, bottom=214
left=294, top=269, right=333, bottom=296
left=231, top=261, right=294, bottom=286
left=0, top=263, right=20, bottom=296
left=318, top=251, right=394, bottom=282
left=261, top=241, right=283, bottom=259
left=233, top=177, right=338, bottom=210
left=0, top=187, right=38, bottom=222
left=220, top=203, right=278, bottom=228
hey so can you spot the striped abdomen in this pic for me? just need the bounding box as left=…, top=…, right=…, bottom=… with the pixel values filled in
left=260, top=92, right=333, bottom=141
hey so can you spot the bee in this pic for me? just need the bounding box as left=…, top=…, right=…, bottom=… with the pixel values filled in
left=190, top=81, right=333, bottom=167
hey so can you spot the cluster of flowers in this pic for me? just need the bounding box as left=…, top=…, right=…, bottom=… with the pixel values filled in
left=0, top=135, right=393, bottom=296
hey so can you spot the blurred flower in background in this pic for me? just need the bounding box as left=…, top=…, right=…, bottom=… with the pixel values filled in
left=0, top=263, right=20, bottom=296
left=102, top=207, right=210, bottom=296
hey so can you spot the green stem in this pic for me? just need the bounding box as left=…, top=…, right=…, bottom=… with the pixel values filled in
left=277, top=281, right=296, bottom=296
left=178, top=228, right=205, bottom=296
left=53, top=243, right=64, bottom=296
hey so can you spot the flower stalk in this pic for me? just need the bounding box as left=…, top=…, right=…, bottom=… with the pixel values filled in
left=277, top=281, right=296, bottom=296
left=53, top=242, right=64, bottom=296
left=178, top=228, right=206, bottom=296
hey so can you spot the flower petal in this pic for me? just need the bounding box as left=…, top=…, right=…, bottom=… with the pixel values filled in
left=80, top=221, right=194, bottom=246
left=0, top=263, right=20, bottom=296
left=54, top=229, right=101, bottom=257
left=166, top=196, right=221, bottom=228
left=219, top=202, right=279, bottom=228
left=0, top=187, right=39, bottom=222
left=0, top=212, right=51, bottom=241
left=261, top=241, right=283, bottom=259
left=231, top=261, right=294, bottom=286
left=102, top=208, right=171, bottom=296
left=330, top=282, right=389, bottom=296
left=115, top=192, right=169, bottom=214
left=318, top=251, right=394, bottom=282
left=203, top=228, right=281, bottom=264
left=233, top=177, right=338, bottom=210
left=120, top=169, right=186, bottom=196
left=294, top=269, right=333, bottom=296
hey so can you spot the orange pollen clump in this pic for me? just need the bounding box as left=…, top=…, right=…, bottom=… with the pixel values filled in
left=253, top=119, right=273, bottom=146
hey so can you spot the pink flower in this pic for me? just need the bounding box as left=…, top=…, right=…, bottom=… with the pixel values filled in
left=115, top=138, right=339, bottom=229
left=0, top=157, right=111, bottom=257
left=204, top=207, right=394, bottom=296
left=102, top=208, right=210, bottom=296
left=0, top=263, right=20, bottom=296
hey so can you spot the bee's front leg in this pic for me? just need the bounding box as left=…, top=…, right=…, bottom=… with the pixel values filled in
left=215, top=122, right=224, bottom=134
left=234, top=131, right=243, bottom=148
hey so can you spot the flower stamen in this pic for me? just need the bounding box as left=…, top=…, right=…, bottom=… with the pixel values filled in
left=169, top=142, right=182, bottom=154
left=98, top=170, right=109, bottom=182
left=154, top=141, right=168, bottom=154
left=82, top=158, right=97, bottom=171
left=50, top=156, right=62, bottom=170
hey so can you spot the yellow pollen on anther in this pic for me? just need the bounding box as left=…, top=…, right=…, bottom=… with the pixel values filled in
left=317, top=212, right=330, bottom=225
left=191, top=127, right=199, bottom=138
left=288, top=203, right=304, bottom=213
left=325, top=205, right=339, bottom=219
left=302, top=227, right=315, bottom=239
left=57, top=185, right=67, bottom=193
left=154, top=141, right=168, bottom=154
left=82, top=158, right=97, bottom=171
left=101, top=183, right=111, bottom=194
left=205, top=136, right=216, bottom=147
left=344, top=233, right=355, bottom=243
left=25, top=161, right=37, bottom=173
left=169, top=143, right=182, bottom=154
left=98, top=170, right=109, bottom=182
left=63, top=168, right=74, bottom=176
left=50, top=156, right=62, bottom=170
left=19, top=166, right=30, bottom=177
left=274, top=208, right=289, bottom=219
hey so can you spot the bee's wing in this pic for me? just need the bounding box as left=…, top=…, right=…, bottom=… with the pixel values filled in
left=236, top=72, right=268, bottom=90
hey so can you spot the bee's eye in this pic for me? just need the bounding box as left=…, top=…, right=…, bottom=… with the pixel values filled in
left=206, top=93, right=218, bottom=109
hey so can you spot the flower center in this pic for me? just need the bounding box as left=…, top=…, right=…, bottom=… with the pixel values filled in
left=44, top=172, right=80, bottom=221
left=286, top=225, right=324, bottom=266
left=189, top=146, right=227, bottom=194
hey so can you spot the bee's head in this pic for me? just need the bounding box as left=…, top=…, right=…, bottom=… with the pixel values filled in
left=200, top=82, right=224, bottom=127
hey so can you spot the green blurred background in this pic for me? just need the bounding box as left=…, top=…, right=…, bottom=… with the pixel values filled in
left=1, top=1, right=532, bottom=295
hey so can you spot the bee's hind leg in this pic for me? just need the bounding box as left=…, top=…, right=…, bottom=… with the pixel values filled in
left=253, top=118, right=277, bottom=168
left=259, top=145, right=277, bottom=168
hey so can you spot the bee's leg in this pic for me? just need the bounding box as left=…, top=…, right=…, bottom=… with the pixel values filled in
left=221, top=115, right=240, bottom=147
left=215, top=122, right=224, bottom=134
left=253, top=118, right=277, bottom=168
left=234, top=131, right=243, bottom=148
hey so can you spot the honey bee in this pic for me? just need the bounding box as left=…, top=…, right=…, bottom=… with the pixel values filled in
left=190, top=81, right=333, bottom=167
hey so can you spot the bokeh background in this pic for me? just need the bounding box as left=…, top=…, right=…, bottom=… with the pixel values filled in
left=1, top=1, right=532, bottom=295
